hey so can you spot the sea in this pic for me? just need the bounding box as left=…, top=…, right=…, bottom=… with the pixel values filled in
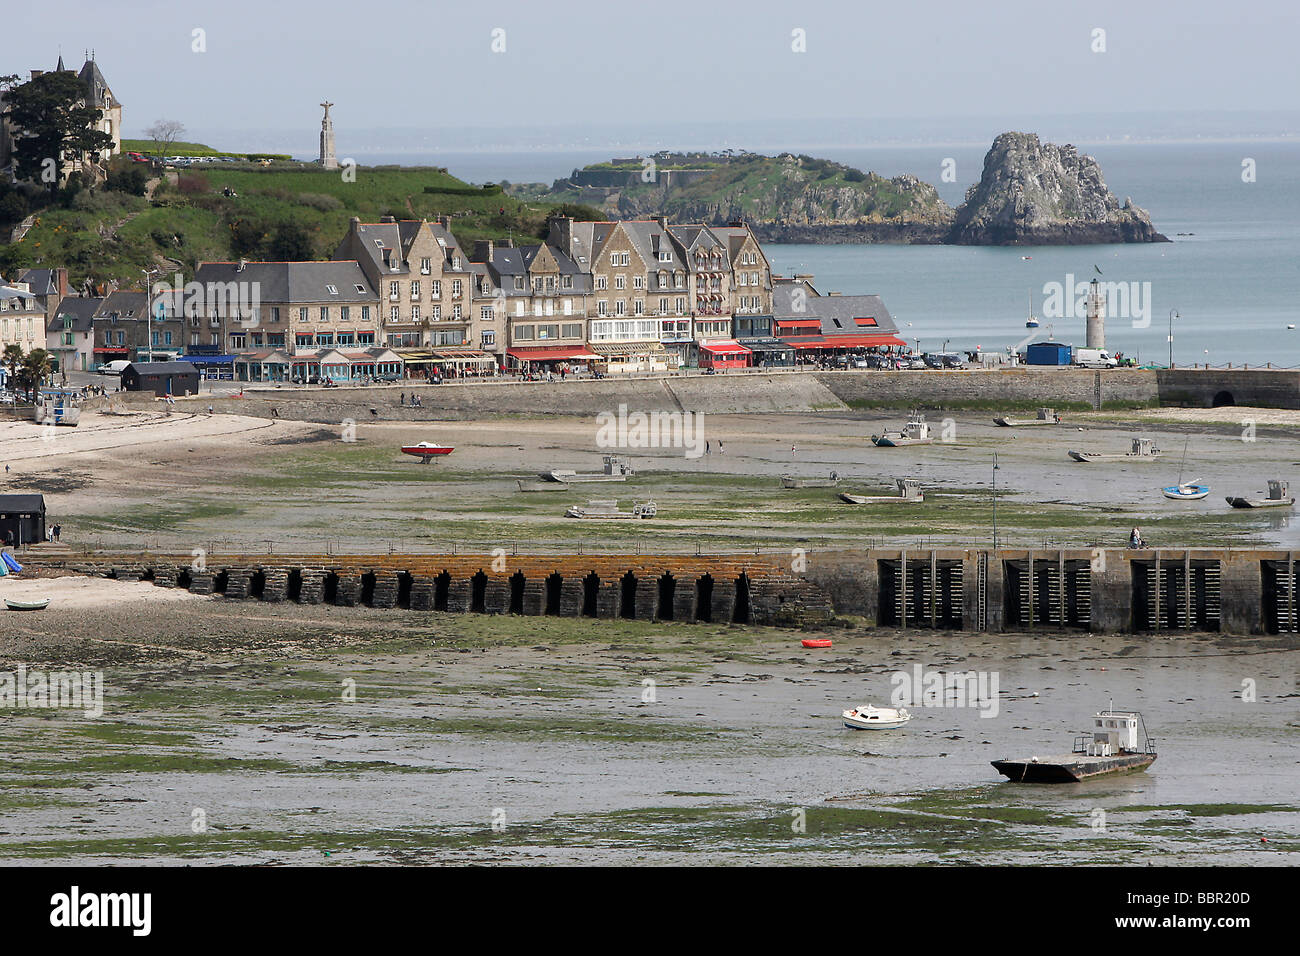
left=364, top=141, right=1300, bottom=365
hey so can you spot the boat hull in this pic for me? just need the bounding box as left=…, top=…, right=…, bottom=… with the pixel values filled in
left=517, top=480, right=568, bottom=492
left=991, top=752, right=1155, bottom=783
left=542, top=472, right=627, bottom=483
left=872, top=436, right=933, bottom=447
left=994, top=418, right=1056, bottom=427
left=5, top=599, right=49, bottom=611
left=840, top=493, right=924, bottom=504
left=1163, top=486, right=1209, bottom=500
left=401, top=445, right=453, bottom=462
left=1069, top=451, right=1160, bottom=462
left=1226, top=496, right=1295, bottom=508
left=782, top=478, right=838, bottom=488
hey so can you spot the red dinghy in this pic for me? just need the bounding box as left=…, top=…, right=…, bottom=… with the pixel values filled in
left=401, top=442, right=454, bottom=463
left=801, top=638, right=833, bottom=649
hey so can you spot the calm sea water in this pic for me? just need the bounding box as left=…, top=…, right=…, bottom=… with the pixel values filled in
left=391, top=142, right=1300, bottom=365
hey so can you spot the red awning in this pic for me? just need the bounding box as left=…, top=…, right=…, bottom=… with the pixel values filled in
left=781, top=334, right=908, bottom=350
left=507, top=346, right=599, bottom=361
left=699, top=340, right=752, bottom=354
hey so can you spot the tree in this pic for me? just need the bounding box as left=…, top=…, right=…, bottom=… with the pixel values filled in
left=2, top=344, right=23, bottom=388
left=16, top=347, right=53, bottom=398
left=265, top=221, right=315, bottom=261
left=144, top=119, right=186, bottom=159
left=3, top=71, right=114, bottom=196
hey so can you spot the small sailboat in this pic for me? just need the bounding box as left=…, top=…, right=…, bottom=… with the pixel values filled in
left=842, top=704, right=911, bottom=730
left=1025, top=290, right=1040, bottom=328
left=1162, top=436, right=1209, bottom=500
left=400, top=441, right=454, bottom=463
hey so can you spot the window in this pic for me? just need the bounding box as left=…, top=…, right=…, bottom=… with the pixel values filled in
left=452, top=280, right=462, bottom=297
left=354, top=284, right=366, bottom=294
left=634, top=299, right=644, bottom=316
left=615, top=300, right=626, bottom=316
left=431, top=304, right=441, bottom=320
left=595, top=276, right=607, bottom=290
left=515, top=325, right=534, bottom=340
left=615, top=275, right=626, bottom=290
left=299, top=308, right=309, bottom=323
left=390, top=306, right=400, bottom=323
left=412, top=305, right=421, bottom=322
left=452, top=305, right=461, bottom=320
left=411, top=281, right=420, bottom=299
left=340, top=307, right=349, bottom=323
left=320, top=307, right=329, bottom=322
left=538, top=324, right=558, bottom=340
left=361, top=306, right=370, bottom=322
left=597, top=300, right=608, bottom=316
left=633, top=275, right=644, bottom=290
left=230, top=333, right=245, bottom=349
left=421, top=257, right=431, bottom=274
left=562, top=323, right=581, bottom=338
left=271, top=307, right=281, bottom=323
left=389, top=282, right=400, bottom=300
left=514, top=277, right=525, bottom=291
left=431, top=280, right=441, bottom=296
left=164, top=331, right=172, bottom=346
left=561, top=275, right=572, bottom=289
left=562, top=299, right=572, bottom=316
left=326, top=284, right=338, bottom=295
left=358, top=332, right=375, bottom=345
left=482, top=330, right=496, bottom=346
left=296, top=334, right=313, bottom=348
left=481, top=306, right=494, bottom=321
left=659, top=298, right=669, bottom=313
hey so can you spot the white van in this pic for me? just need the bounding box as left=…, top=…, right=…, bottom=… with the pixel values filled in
left=98, top=359, right=131, bottom=375
left=1072, top=348, right=1118, bottom=369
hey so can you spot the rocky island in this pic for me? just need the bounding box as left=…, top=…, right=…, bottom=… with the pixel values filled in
left=948, top=132, right=1168, bottom=245
left=508, top=134, right=1168, bottom=246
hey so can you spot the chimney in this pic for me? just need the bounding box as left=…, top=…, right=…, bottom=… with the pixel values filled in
left=548, top=215, right=574, bottom=259
left=380, top=215, right=396, bottom=223
left=656, top=216, right=669, bottom=230
left=728, top=219, right=745, bottom=228
left=473, top=240, right=495, bottom=262
left=55, top=267, right=69, bottom=297
left=437, top=215, right=451, bottom=230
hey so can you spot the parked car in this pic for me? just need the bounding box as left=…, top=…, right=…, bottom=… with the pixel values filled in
left=98, top=359, right=130, bottom=375
left=905, top=356, right=928, bottom=369
left=921, top=353, right=945, bottom=369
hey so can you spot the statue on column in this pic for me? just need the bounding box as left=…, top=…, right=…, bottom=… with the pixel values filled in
left=319, top=101, right=338, bottom=170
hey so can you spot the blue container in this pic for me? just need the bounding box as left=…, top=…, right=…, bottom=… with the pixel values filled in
left=1026, top=342, right=1072, bottom=366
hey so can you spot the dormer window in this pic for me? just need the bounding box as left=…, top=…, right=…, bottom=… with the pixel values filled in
left=354, top=284, right=366, bottom=293
left=326, top=285, right=339, bottom=295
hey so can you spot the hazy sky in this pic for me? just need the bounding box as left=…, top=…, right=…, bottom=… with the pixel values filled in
left=10, top=0, right=1299, bottom=146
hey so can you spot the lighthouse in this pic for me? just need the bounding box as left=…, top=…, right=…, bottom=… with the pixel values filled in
left=1085, top=278, right=1105, bottom=349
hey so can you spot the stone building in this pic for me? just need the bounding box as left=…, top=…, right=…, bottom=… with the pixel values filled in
left=0, top=55, right=121, bottom=183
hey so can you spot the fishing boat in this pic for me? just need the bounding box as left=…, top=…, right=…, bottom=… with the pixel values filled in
left=5, top=598, right=49, bottom=611
left=871, top=412, right=933, bottom=447
left=1068, top=438, right=1161, bottom=463
left=1226, top=479, right=1295, bottom=509
left=517, top=479, right=568, bottom=493
left=992, top=708, right=1157, bottom=783
left=801, top=638, right=833, bottom=649
left=1161, top=437, right=1209, bottom=499
left=994, top=407, right=1059, bottom=427
left=400, top=441, right=454, bottom=463
left=840, top=478, right=923, bottom=505
left=565, top=499, right=656, bottom=519
left=842, top=704, right=912, bottom=730
left=782, top=473, right=839, bottom=489
left=540, top=455, right=634, bottom=483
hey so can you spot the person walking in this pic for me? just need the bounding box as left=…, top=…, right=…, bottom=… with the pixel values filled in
left=718, top=440, right=724, bottom=454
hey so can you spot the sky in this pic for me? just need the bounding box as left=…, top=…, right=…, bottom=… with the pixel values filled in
left=8, top=0, right=1300, bottom=152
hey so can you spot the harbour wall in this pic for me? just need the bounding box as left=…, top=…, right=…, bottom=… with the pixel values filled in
left=1156, top=368, right=1300, bottom=409
left=28, top=546, right=1300, bottom=635
left=172, top=369, right=1165, bottom=424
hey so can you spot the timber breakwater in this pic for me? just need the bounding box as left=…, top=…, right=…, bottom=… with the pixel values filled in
left=27, top=546, right=1300, bottom=635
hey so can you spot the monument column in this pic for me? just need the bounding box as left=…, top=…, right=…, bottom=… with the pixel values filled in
left=319, top=102, right=338, bottom=170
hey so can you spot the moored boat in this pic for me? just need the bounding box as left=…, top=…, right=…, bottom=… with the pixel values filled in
left=871, top=412, right=933, bottom=447
left=565, top=499, right=656, bottom=519
left=994, top=407, right=1059, bottom=427
left=842, top=704, right=911, bottom=730
left=782, top=473, right=839, bottom=489
left=1226, top=479, right=1295, bottom=509
left=5, top=598, right=49, bottom=611
left=1163, top=484, right=1209, bottom=500
left=992, top=708, right=1157, bottom=783
left=517, top=479, right=568, bottom=492
left=801, top=638, right=833, bottom=648
left=840, top=478, right=923, bottom=505
left=401, top=441, right=454, bottom=463
left=1069, top=438, right=1160, bottom=463
left=541, top=455, right=634, bottom=483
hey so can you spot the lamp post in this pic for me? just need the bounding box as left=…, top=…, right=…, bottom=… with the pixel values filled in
left=143, top=267, right=160, bottom=362
left=1168, top=308, right=1179, bottom=369
left=992, top=452, right=1000, bottom=550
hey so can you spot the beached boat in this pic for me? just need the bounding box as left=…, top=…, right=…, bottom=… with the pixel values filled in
left=565, top=499, right=656, bottom=519
left=1226, top=479, right=1295, bottom=509
left=1163, top=483, right=1210, bottom=500
left=992, top=708, right=1157, bottom=783
left=994, top=407, right=1059, bottom=427
left=1068, top=438, right=1161, bottom=463
left=782, top=473, right=839, bottom=488
left=5, top=598, right=49, bottom=611
left=801, top=638, right=833, bottom=648
left=840, top=478, right=923, bottom=505
left=541, top=455, right=634, bottom=483
left=401, top=441, right=454, bottom=463
left=842, top=704, right=912, bottom=730
left=871, top=412, right=933, bottom=447
left=517, top=479, right=568, bottom=493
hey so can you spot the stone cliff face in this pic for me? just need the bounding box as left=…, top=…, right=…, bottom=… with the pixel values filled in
left=947, top=132, right=1168, bottom=245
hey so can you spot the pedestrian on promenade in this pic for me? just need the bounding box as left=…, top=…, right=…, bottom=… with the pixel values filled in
left=791, top=444, right=797, bottom=458
left=718, top=440, right=724, bottom=454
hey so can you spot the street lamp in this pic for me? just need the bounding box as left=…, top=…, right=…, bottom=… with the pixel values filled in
left=143, top=267, right=161, bottom=361
left=1168, top=308, right=1180, bottom=369
left=992, top=452, right=1000, bottom=550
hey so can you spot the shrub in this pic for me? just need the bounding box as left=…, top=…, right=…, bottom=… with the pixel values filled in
left=177, top=173, right=209, bottom=196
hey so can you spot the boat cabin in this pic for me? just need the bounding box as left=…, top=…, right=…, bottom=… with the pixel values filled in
left=1079, top=710, right=1142, bottom=756
left=1130, top=438, right=1158, bottom=457
left=1268, top=480, right=1290, bottom=501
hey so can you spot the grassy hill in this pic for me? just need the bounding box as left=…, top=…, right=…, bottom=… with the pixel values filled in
left=0, top=160, right=604, bottom=288
left=510, top=151, right=955, bottom=227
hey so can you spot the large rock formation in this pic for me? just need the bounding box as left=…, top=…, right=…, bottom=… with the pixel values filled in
left=948, top=132, right=1168, bottom=245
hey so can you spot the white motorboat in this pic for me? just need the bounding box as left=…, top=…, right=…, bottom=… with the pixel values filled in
left=842, top=704, right=912, bottom=730
left=872, top=412, right=933, bottom=447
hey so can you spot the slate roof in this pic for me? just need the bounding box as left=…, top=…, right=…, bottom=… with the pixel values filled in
left=772, top=286, right=897, bottom=334
left=0, top=494, right=45, bottom=512
left=19, top=268, right=58, bottom=296
left=192, top=262, right=377, bottom=303
left=47, top=296, right=102, bottom=332
left=95, top=291, right=148, bottom=319
left=124, top=361, right=200, bottom=376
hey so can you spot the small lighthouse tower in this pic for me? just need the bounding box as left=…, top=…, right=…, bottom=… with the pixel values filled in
left=1085, top=278, right=1105, bottom=349
left=318, top=102, right=338, bottom=170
